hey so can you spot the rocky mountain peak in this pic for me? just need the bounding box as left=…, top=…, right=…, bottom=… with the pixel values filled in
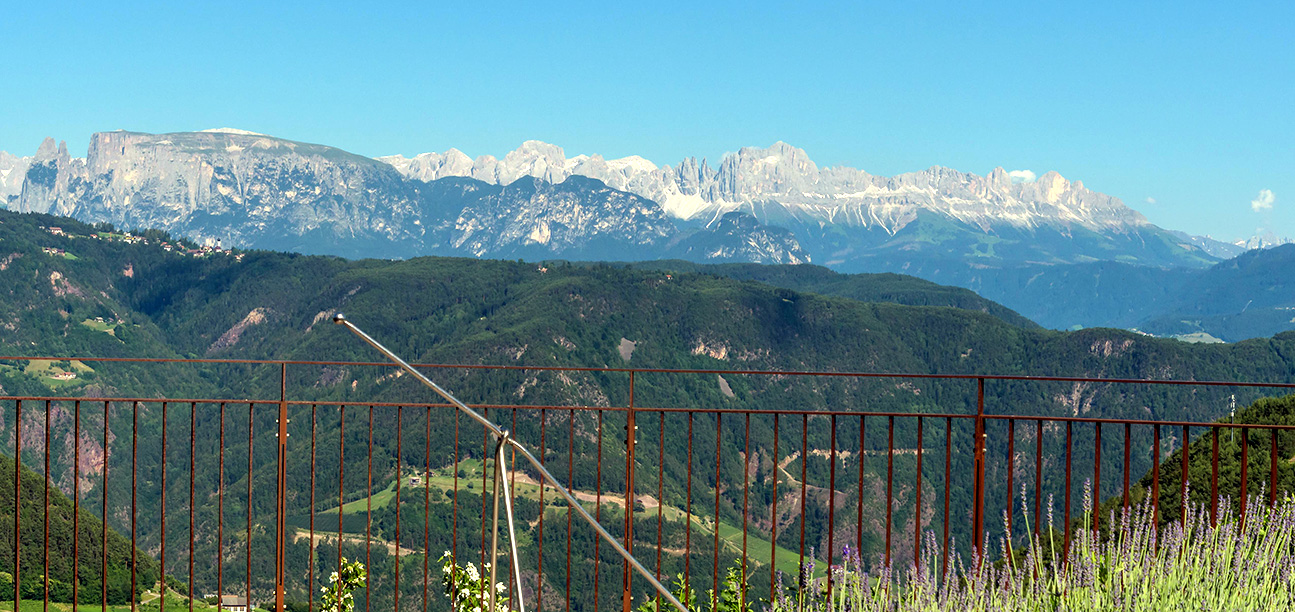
left=0, top=151, right=34, bottom=201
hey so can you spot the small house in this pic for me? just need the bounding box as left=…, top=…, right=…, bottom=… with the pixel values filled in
left=220, top=595, right=250, bottom=612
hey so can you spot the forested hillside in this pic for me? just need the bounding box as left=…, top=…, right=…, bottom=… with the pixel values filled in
left=1091, top=393, right=1295, bottom=527
left=0, top=454, right=157, bottom=604
left=2, top=208, right=1295, bottom=610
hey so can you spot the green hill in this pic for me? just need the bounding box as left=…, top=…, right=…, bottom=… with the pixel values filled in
left=1095, top=393, right=1295, bottom=527
left=0, top=454, right=156, bottom=604
left=622, top=260, right=1041, bottom=329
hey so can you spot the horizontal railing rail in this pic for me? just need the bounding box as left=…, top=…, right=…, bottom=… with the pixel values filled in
left=0, top=355, right=1292, bottom=611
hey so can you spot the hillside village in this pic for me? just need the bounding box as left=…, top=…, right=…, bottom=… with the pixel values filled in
left=39, top=224, right=245, bottom=260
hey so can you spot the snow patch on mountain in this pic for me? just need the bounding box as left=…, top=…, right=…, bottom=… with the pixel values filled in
left=379, top=141, right=1149, bottom=235
left=0, top=151, right=32, bottom=202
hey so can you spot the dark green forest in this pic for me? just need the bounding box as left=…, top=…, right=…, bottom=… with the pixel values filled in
left=1, top=208, right=1294, bottom=611
left=0, top=454, right=157, bottom=604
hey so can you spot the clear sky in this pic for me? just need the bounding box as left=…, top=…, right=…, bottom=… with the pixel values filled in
left=2, top=1, right=1291, bottom=242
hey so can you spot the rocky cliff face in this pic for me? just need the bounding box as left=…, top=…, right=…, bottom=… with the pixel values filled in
left=0, top=151, right=31, bottom=205
left=382, top=140, right=1214, bottom=269
left=8, top=131, right=808, bottom=264
left=381, top=141, right=1148, bottom=233
left=18, top=130, right=424, bottom=250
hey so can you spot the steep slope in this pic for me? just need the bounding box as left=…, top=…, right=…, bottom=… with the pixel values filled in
left=0, top=454, right=158, bottom=603
left=1097, top=393, right=1295, bottom=527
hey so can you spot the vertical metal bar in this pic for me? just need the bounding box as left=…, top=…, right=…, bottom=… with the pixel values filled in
left=1211, top=427, right=1219, bottom=527
left=276, top=365, right=288, bottom=612
left=1093, top=422, right=1100, bottom=532
left=826, top=414, right=837, bottom=597
left=623, top=372, right=636, bottom=612
left=685, top=412, right=692, bottom=595
left=656, top=411, right=665, bottom=612
left=161, top=401, right=167, bottom=612
left=769, top=413, right=779, bottom=606
left=567, top=408, right=575, bottom=612
left=1034, top=419, right=1042, bottom=543
left=74, top=401, right=81, bottom=612
left=1182, top=425, right=1190, bottom=524
left=914, top=416, right=923, bottom=570
left=133, top=402, right=138, bottom=611
left=338, top=406, right=346, bottom=579
left=424, top=406, right=432, bottom=612
left=218, top=402, right=225, bottom=612
left=367, top=405, right=374, bottom=612
left=247, top=403, right=253, bottom=607
left=103, top=401, right=108, bottom=612
left=1241, top=428, right=1249, bottom=525
left=712, top=412, right=722, bottom=612
left=1063, top=422, right=1072, bottom=563
left=395, top=406, right=402, bottom=612
left=309, top=404, right=317, bottom=612
left=1272, top=428, right=1279, bottom=507
left=538, top=409, right=547, bottom=612
left=510, top=409, right=518, bottom=612
left=452, top=410, right=458, bottom=568
left=799, top=413, right=807, bottom=596
left=247, top=403, right=252, bottom=608
left=741, top=412, right=750, bottom=612
left=190, top=403, right=196, bottom=612
left=479, top=406, right=488, bottom=607
left=857, top=415, right=865, bottom=559
left=596, top=410, right=604, bottom=608
left=943, top=417, right=951, bottom=578
left=43, top=401, right=50, bottom=612
left=972, top=378, right=985, bottom=561
left=1005, top=419, right=1014, bottom=538
left=13, top=399, right=19, bottom=612
left=1123, top=423, right=1131, bottom=514
left=885, top=415, right=893, bottom=567
left=1153, top=425, right=1161, bottom=527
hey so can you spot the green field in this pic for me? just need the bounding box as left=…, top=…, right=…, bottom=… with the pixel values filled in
left=80, top=319, right=118, bottom=335
left=0, top=597, right=239, bottom=612
left=0, top=359, right=93, bottom=390
left=326, top=458, right=806, bottom=577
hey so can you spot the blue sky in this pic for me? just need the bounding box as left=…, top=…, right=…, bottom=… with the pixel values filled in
left=2, top=1, right=1291, bottom=242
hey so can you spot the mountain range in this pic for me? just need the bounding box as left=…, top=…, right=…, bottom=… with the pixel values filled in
left=3, top=130, right=1293, bottom=340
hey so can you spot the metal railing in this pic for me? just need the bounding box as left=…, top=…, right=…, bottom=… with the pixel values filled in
left=0, top=351, right=1293, bottom=612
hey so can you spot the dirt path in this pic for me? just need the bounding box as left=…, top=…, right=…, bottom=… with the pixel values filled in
left=292, top=529, right=418, bottom=556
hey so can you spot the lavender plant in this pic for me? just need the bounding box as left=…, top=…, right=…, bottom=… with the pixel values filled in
left=770, top=482, right=1295, bottom=611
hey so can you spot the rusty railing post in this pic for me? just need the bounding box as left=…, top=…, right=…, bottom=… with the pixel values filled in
left=276, top=362, right=289, bottom=612
left=972, top=377, right=986, bottom=561
left=622, top=370, right=637, bottom=612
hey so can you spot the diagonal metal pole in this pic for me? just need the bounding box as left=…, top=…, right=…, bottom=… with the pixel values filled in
left=333, top=314, right=688, bottom=612
left=492, top=435, right=526, bottom=612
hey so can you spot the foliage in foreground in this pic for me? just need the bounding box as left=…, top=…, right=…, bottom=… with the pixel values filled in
left=769, top=483, right=1295, bottom=611
left=318, top=558, right=365, bottom=612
